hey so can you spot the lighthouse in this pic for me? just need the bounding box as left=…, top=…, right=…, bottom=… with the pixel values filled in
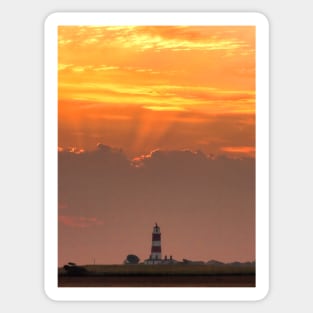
left=143, top=223, right=177, bottom=264
left=150, top=223, right=162, bottom=261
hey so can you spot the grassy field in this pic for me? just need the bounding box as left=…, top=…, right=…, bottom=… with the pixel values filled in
left=59, top=263, right=255, bottom=276
left=58, top=264, right=255, bottom=287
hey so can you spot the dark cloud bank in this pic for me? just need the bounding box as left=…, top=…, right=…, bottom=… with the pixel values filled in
left=58, top=145, right=255, bottom=265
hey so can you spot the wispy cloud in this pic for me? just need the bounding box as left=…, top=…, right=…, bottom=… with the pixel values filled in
left=59, top=215, right=104, bottom=228
left=59, top=26, right=254, bottom=53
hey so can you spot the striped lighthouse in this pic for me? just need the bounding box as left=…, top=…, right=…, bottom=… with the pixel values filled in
left=150, top=223, right=162, bottom=261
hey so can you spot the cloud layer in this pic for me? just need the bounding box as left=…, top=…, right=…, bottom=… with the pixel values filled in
left=58, top=145, right=255, bottom=265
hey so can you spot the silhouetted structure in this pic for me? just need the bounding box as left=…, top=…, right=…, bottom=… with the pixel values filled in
left=63, top=262, right=87, bottom=275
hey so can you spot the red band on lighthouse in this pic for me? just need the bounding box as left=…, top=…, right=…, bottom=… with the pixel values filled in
left=151, top=246, right=161, bottom=252
left=152, top=234, right=161, bottom=241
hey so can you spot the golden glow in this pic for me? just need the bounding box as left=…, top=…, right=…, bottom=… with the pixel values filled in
left=58, top=26, right=255, bottom=157
left=143, top=105, right=187, bottom=112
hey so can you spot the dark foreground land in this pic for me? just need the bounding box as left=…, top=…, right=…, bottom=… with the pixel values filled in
left=58, top=264, right=255, bottom=287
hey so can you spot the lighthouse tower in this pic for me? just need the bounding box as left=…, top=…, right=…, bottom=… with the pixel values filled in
left=150, top=223, right=162, bottom=261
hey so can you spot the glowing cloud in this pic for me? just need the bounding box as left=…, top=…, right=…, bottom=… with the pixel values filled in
left=221, top=146, right=255, bottom=156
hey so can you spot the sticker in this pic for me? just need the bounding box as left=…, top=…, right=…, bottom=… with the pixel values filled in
left=44, top=12, right=269, bottom=301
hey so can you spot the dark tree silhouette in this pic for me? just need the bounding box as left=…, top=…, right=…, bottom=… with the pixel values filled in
left=124, top=254, right=140, bottom=264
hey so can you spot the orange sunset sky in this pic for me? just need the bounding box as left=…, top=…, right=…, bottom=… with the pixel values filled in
left=58, top=26, right=255, bottom=266
left=58, top=26, right=255, bottom=158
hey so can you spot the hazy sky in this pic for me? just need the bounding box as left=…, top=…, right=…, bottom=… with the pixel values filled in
left=58, top=26, right=255, bottom=266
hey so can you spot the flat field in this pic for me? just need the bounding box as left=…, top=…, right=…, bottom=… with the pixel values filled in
left=58, top=264, right=255, bottom=287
